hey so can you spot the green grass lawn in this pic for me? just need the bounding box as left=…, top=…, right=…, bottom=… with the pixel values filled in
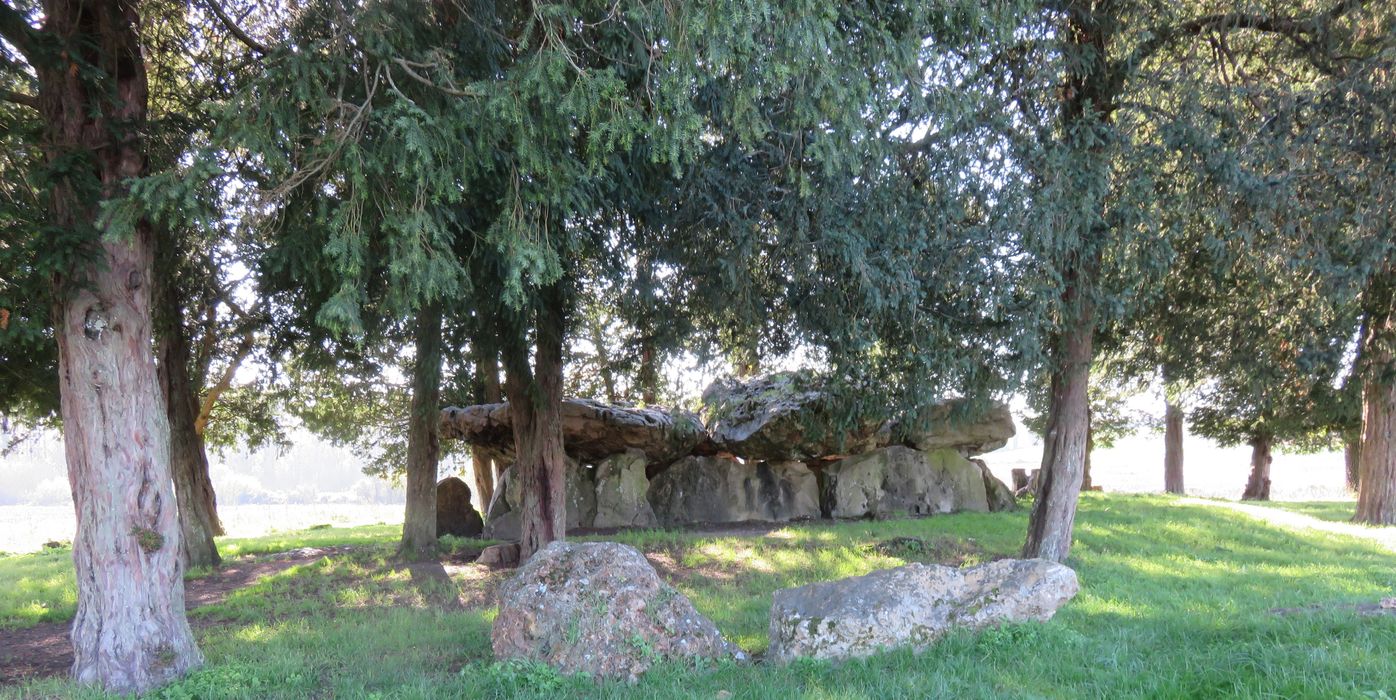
left=3, top=493, right=1395, bottom=699
left=1249, top=499, right=1361, bottom=523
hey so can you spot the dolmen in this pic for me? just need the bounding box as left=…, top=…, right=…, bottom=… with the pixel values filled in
left=440, top=371, right=1018, bottom=539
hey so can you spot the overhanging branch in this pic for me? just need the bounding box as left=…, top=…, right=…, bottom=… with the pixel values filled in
left=0, top=87, right=36, bottom=109
left=199, top=0, right=270, bottom=55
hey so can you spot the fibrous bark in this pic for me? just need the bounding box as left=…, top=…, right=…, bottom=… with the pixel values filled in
left=400, top=303, right=444, bottom=560
left=1355, top=269, right=1396, bottom=524
left=505, top=284, right=569, bottom=560
left=35, top=0, right=202, bottom=689
left=1344, top=430, right=1360, bottom=494
left=1241, top=433, right=1273, bottom=501
left=1164, top=399, right=1185, bottom=495
left=1023, top=306, right=1093, bottom=563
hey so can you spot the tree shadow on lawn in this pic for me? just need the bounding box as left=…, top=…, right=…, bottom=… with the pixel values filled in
left=7, top=495, right=1396, bottom=698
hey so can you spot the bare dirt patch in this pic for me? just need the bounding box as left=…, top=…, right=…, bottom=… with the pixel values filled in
left=0, top=547, right=349, bottom=685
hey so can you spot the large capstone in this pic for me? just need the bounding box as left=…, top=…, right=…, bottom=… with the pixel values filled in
left=894, top=399, right=1017, bottom=456
left=647, top=456, right=820, bottom=526
left=435, top=476, right=484, bottom=537
left=701, top=373, right=881, bottom=462
left=768, top=558, right=1079, bottom=662
left=822, top=446, right=991, bottom=519
left=492, top=541, right=744, bottom=680
left=592, top=449, right=659, bottom=529
left=440, top=399, right=705, bottom=465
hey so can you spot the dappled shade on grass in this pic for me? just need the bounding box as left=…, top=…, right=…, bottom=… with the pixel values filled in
left=2, top=495, right=1394, bottom=697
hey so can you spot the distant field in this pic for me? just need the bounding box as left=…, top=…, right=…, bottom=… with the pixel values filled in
left=0, top=504, right=403, bottom=555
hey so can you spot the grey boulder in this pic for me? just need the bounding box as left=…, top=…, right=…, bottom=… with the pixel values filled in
left=822, top=446, right=991, bottom=519
left=768, top=558, right=1079, bottom=662
left=647, top=456, right=820, bottom=526
left=492, top=541, right=743, bottom=680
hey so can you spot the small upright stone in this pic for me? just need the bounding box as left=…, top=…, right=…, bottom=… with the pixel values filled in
left=492, top=541, right=743, bottom=680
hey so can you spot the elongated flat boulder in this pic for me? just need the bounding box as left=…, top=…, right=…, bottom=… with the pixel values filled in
left=440, top=399, right=705, bottom=465
left=768, top=558, right=1078, bottom=662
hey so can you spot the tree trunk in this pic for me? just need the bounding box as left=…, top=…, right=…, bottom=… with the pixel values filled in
left=1164, top=399, right=1185, bottom=494
left=156, top=303, right=222, bottom=570
left=1081, top=409, right=1094, bottom=491
left=1355, top=269, right=1396, bottom=524
left=587, top=311, right=619, bottom=403
left=1241, top=433, right=1273, bottom=501
left=400, top=304, right=444, bottom=560
left=1344, top=431, right=1361, bottom=493
left=471, top=342, right=501, bottom=510
left=504, top=284, right=569, bottom=560
left=1023, top=303, right=1094, bottom=563
left=36, top=0, right=202, bottom=689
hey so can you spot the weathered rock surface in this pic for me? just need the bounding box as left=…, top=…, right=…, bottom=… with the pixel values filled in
left=974, top=459, right=1017, bottom=512
left=648, top=456, right=820, bottom=526
left=492, top=541, right=743, bottom=680
left=435, top=477, right=484, bottom=537
left=593, top=450, right=658, bottom=528
left=702, top=375, right=1016, bottom=461
left=701, top=374, right=881, bottom=462
left=768, top=558, right=1079, bottom=662
left=890, top=400, right=1017, bottom=456
left=822, top=446, right=991, bottom=519
left=440, top=399, right=705, bottom=464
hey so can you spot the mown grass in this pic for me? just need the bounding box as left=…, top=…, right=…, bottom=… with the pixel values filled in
left=1251, top=499, right=1360, bottom=523
left=3, top=494, right=1395, bottom=699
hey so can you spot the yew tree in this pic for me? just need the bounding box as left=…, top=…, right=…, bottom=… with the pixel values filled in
left=960, top=0, right=1372, bottom=561
left=0, top=0, right=203, bottom=691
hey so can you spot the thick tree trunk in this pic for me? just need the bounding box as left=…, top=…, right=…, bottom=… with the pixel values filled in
left=400, top=304, right=444, bottom=559
left=154, top=233, right=222, bottom=570
left=1164, top=399, right=1185, bottom=494
left=471, top=344, right=501, bottom=509
left=504, top=285, right=569, bottom=560
left=1023, top=304, right=1094, bottom=563
left=34, top=0, right=202, bottom=691
left=1344, top=431, right=1361, bottom=493
left=1241, top=433, right=1273, bottom=501
left=156, top=310, right=222, bottom=570
left=1356, top=270, right=1396, bottom=524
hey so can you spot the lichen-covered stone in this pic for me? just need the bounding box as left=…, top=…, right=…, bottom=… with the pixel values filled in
left=647, top=456, right=820, bottom=526
left=492, top=541, right=744, bottom=680
left=701, top=373, right=881, bottom=461
left=593, top=450, right=658, bottom=528
left=822, top=446, right=990, bottom=519
left=896, top=400, right=1016, bottom=456
left=974, top=459, right=1017, bottom=512
left=440, top=399, right=705, bottom=465
left=768, top=558, right=1079, bottom=662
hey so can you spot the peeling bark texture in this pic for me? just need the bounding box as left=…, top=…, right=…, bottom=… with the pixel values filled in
left=1163, top=400, right=1185, bottom=495
left=1241, top=433, right=1273, bottom=501
left=1356, top=270, right=1396, bottom=524
left=1022, top=5, right=1110, bottom=565
left=505, top=284, right=569, bottom=561
left=400, top=304, right=444, bottom=560
left=38, top=0, right=202, bottom=690
left=1023, top=308, right=1093, bottom=563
